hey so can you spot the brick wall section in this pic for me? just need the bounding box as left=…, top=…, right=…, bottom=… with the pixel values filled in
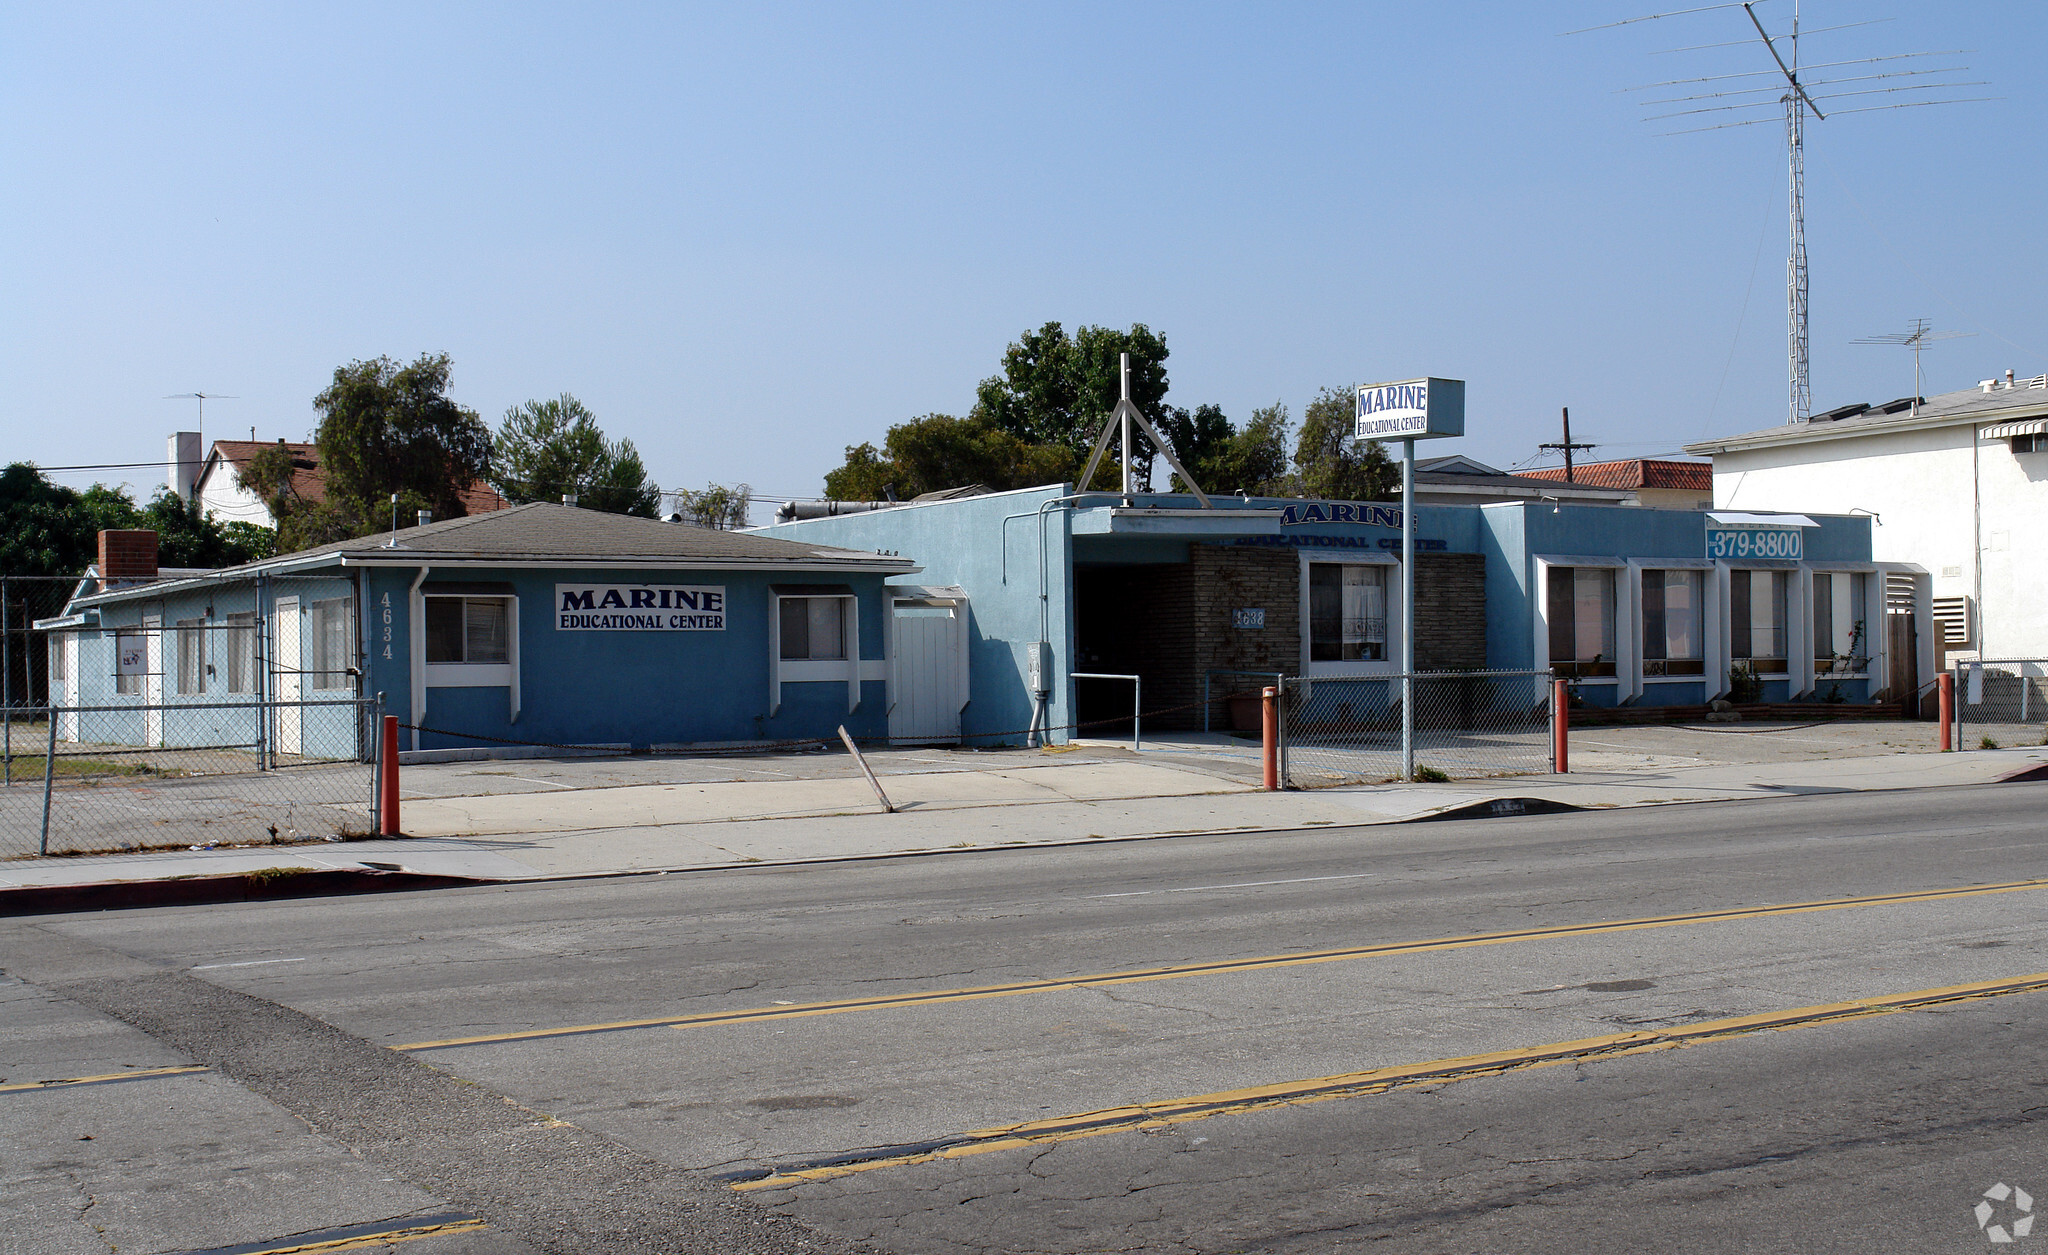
left=1412, top=552, right=1487, bottom=671
left=1074, top=544, right=1488, bottom=733
left=97, top=529, right=158, bottom=585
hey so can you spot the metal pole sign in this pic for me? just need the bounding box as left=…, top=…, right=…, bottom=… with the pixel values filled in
left=1357, top=378, right=1465, bottom=782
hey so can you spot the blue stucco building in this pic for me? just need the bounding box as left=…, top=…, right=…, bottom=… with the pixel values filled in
left=42, top=504, right=918, bottom=758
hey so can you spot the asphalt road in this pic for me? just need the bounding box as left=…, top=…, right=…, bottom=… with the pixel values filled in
left=4, top=782, right=2045, bottom=1254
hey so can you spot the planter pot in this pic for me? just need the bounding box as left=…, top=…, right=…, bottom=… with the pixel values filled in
left=1227, top=693, right=1266, bottom=732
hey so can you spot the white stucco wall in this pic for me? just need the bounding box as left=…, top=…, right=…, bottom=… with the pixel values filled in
left=196, top=464, right=276, bottom=529
left=1712, top=422, right=2047, bottom=660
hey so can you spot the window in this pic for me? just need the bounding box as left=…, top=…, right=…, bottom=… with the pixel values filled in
left=1308, top=563, right=1387, bottom=662
left=2013, top=433, right=2046, bottom=454
left=115, top=630, right=145, bottom=695
left=780, top=596, right=846, bottom=661
left=425, top=597, right=509, bottom=664
left=309, top=597, right=357, bottom=689
left=1729, top=569, right=1789, bottom=673
left=176, top=618, right=206, bottom=694
left=1547, top=567, right=1615, bottom=676
left=1641, top=570, right=1704, bottom=676
left=1813, top=572, right=1870, bottom=672
left=224, top=612, right=257, bottom=693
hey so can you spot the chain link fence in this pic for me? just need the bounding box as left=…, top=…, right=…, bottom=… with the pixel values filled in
left=1281, top=669, right=1554, bottom=788
left=1954, top=661, right=2048, bottom=750
left=4, top=578, right=381, bottom=858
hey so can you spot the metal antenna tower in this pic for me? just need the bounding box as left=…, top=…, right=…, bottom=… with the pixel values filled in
left=1851, top=318, right=1972, bottom=414
left=164, top=392, right=237, bottom=427
left=1571, top=2, right=1994, bottom=425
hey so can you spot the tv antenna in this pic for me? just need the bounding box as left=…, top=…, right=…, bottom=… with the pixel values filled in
left=1851, top=318, right=1971, bottom=414
left=1571, top=2, right=1994, bottom=425
left=164, top=392, right=237, bottom=428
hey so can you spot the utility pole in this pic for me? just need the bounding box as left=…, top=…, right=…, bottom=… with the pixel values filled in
left=1539, top=407, right=1596, bottom=483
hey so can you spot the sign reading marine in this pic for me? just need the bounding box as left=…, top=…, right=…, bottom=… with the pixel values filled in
left=557, top=584, right=726, bottom=631
left=1355, top=377, right=1466, bottom=441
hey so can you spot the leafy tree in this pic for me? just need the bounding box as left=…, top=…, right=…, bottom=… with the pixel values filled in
left=0, top=463, right=270, bottom=577
left=671, top=482, right=753, bottom=530
left=1292, top=385, right=1395, bottom=501
left=972, top=322, right=1170, bottom=468
left=1193, top=403, right=1293, bottom=496
left=313, top=353, right=493, bottom=532
left=235, top=441, right=318, bottom=528
left=823, top=414, right=1075, bottom=500
left=490, top=393, right=660, bottom=517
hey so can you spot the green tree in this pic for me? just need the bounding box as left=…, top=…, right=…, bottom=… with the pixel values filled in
left=313, top=353, right=494, bottom=533
left=1293, top=385, right=1395, bottom=501
left=0, top=464, right=270, bottom=577
left=490, top=394, right=660, bottom=517
left=671, top=482, right=753, bottom=530
left=972, top=322, right=1170, bottom=466
left=822, top=414, right=1075, bottom=500
left=1193, top=402, right=1293, bottom=497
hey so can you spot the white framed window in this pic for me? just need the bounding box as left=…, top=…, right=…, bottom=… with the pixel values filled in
left=1641, top=569, right=1704, bottom=676
left=308, top=597, right=357, bottom=690
left=425, top=597, right=510, bottom=665
left=1812, top=571, right=1871, bottom=673
left=1547, top=567, right=1615, bottom=676
left=779, top=596, right=846, bottom=661
left=1730, top=569, right=1789, bottom=673
left=176, top=618, right=206, bottom=694
left=1308, top=563, right=1388, bottom=662
left=225, top=612, right=258, bottom=693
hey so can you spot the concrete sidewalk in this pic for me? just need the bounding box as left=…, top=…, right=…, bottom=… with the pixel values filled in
left=3, top=731, right=2043, bottom=905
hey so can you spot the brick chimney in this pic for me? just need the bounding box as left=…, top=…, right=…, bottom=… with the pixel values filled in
left=98, top=529, right=158, bottom=590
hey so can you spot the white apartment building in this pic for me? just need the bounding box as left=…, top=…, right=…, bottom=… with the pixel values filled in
left=1687, top=372, right=2048, bottom=665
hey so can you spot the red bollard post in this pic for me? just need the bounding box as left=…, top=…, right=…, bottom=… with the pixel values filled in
left=1261, top=686, right=1279, bottom=791
left=379, top=714, right=401, bottom=835
left=1551, top=678, right=1570, bottom=775
left=1938, top=672, right=1954, bottom=752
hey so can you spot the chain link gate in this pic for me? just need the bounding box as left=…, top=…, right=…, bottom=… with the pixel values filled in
left=1280, top=669, right=1555, bottom=787
left=1953, top=660, right=2048, bottom=750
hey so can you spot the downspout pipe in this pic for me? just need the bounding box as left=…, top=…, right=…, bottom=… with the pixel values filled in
left=408, top=566, right=430, bottom=751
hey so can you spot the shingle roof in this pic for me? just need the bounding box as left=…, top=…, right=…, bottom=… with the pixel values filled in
left=273, top=502, right=911, bottom=569
left=1519, top=459, right=1712, bottom=491
left=202, top=440, right=509, bottom=515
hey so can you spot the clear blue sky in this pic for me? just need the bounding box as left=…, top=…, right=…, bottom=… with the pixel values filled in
left=5, top=2, right=2041, bottom=508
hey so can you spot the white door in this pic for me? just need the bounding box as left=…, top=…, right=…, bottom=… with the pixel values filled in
left=889, top=598, right=968, bottom=744
left=142, top=615, right=164, bottom=747
left=57, top=634, right=78, bottom=741
left=274, top=598, right=301, bottom=757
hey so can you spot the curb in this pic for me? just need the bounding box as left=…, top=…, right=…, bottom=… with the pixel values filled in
left=0, top=867, right=496, bottom=918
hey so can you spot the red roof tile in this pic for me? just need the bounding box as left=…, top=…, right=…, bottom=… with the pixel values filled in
left=1519, top=459, right=1712, bottom=491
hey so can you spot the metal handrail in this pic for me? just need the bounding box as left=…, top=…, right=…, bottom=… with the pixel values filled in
left=1071, top=672, right=1141, bottom=750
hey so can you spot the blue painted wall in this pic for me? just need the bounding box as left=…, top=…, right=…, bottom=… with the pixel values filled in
left=362, top=565, right=896, bottom=750
left=757, top=485, right=1074, bottom=745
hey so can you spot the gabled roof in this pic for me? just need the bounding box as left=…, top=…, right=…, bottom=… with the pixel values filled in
left=199, top=439, right=509, bottom=515
left=1519, top=459, right=1712, bottom=491
left=67, top=503, right=916, bottom=607
left=1687, top=374, right=2048, bottom=455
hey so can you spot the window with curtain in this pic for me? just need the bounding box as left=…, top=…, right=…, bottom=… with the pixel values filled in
left=309, top=597, right=357, bottom=689
left=1641, top=569, right=1704, bottom=676
left=425, top=597, right=510, bottom=664
left=1729, top=569, right=1789, bottom=673
left=225, top=612, right=257, bottom=693
left=1547, top=567, right=1615, bottom=676
left=176, top=618, right=206, bottom=694
left=1308, top=563, right=1388, bottom=662
left=779, top=596, right=847, bottom=661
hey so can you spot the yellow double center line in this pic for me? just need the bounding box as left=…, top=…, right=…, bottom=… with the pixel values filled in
left=395, top=876, right=2048, bottom=1053
left=729, top=970, right=2048, bottom=1191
